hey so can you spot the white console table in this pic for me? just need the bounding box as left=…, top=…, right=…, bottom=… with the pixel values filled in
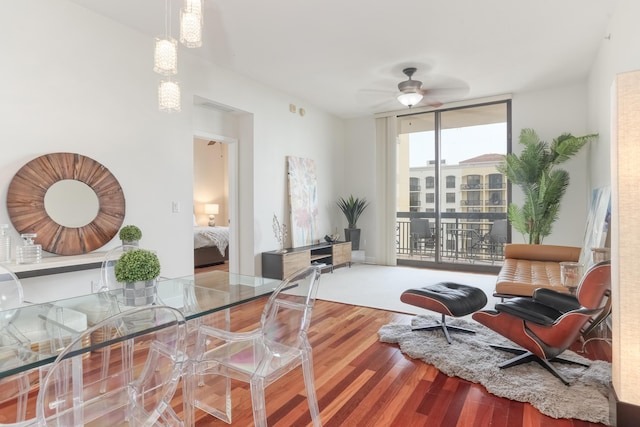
left=6, top=251, right=107, bottom=279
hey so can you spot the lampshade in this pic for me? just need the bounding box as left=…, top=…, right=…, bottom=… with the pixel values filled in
left=153, top=37, right=178, bottom=75
left=158, top=79, right=181, bottom=112
left=204, top=204, right=219, bottom=215
left=180, top=8, right=202, bottom=48
left=397, top=92, right=423, bottom=108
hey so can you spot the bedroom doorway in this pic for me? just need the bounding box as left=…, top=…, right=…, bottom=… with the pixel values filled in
left=193, top=134, right=237, bottom=272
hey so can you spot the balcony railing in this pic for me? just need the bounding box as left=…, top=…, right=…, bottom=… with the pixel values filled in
left=396, top=212, right=507, bottom=265
left=460, top=183, right=483, bottom=190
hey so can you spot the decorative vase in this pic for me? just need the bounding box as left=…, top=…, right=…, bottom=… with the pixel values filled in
left=122, top=240, right=139, bottom=250
left=344, top=228, right=361, bottom=250
left=123, top=279, right=156, bottom=306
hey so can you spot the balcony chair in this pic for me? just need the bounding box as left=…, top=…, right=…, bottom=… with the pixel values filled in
left=472, top=260, right=611, bottom=385
left=469, top=219, right=507, bottom=262
left=184, top=266, right=323, bottom=427
left=410, top=218, right=435, bottom=258
left=36, top=305, right=186, bottom=426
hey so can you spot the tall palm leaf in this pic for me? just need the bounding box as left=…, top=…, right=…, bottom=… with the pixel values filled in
left=498, top=129, right=597, bottom=244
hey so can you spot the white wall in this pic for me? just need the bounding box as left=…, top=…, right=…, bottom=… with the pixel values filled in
left=0, top=0, right=345, bottom=297
left=511, top=83, right=590, bottom=246
left=588, top=0, right=640, bottom=190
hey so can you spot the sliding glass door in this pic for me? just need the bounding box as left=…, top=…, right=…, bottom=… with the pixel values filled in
left=396, top=101, right=511, bottom=272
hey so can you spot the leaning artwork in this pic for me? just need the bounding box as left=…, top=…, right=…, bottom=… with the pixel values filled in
left=287, top=156, right=319, bottom=247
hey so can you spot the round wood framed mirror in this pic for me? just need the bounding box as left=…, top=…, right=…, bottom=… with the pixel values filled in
left=7, top=153, right=126, bottom=256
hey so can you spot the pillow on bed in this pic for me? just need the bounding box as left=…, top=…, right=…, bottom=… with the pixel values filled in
left=193, top=214, right=198, bottom=226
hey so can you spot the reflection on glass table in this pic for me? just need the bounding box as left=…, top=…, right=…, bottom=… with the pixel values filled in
left=0, top=271, right=280, bottom=380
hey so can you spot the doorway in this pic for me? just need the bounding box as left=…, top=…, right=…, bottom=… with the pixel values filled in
left=193, top=135, right=236, bottom=272
left=396, top=101, right=511, bottom=272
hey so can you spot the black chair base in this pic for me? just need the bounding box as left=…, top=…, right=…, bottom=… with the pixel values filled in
left=490, top=345, right=589, bottom=386
left=412, top=313, right=476, bottom=344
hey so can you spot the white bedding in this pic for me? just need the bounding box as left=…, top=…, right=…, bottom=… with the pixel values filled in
left=194, top=226, right=229, bottom=256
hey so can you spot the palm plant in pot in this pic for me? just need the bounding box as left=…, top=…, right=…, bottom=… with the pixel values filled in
left=114, top=248, right=160, bottom=306
left=337, top=195, right=369, bottom=250
left=118, top=225, right=142, bottom=248
left=497, top=128, right=597, bottom=244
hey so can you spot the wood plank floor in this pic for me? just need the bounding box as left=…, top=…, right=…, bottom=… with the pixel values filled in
left=178, top=296, right=611, bottom=427
left=0, top=262, right=609, bottom=426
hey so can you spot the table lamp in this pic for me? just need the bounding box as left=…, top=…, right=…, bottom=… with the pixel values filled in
left=204, top=204, right=219, bottom=227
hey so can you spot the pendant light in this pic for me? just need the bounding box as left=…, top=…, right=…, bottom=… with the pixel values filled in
left=158, top=79, right=181, bottom=112
left=154, top=0, right=177, bottom=75
left=180, top=0, right=203, bottom=48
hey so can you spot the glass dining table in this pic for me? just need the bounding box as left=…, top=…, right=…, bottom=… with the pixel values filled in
left=0, top=270, right=281, bottom=380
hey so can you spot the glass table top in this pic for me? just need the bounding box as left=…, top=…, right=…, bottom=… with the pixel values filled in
left=0, top=271, right=280, bottom=379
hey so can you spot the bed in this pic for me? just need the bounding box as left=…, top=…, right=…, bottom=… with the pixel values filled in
left=194, top=226, right=229, bottom=268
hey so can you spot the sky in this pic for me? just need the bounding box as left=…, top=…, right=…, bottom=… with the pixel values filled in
left=409, top=122, right=507, bottom=167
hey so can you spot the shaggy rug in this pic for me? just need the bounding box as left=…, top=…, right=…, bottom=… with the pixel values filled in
left=378, top=314, right=611, bottom=424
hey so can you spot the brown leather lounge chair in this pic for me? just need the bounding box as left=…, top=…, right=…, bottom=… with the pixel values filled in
left=472, top=260, right=611, bottom=385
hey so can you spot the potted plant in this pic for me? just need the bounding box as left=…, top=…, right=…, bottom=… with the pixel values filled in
left=118, top=225, right=142, bottom=248
left=114, top=248, right=160, bottom=306
left=497, top=128, right=597, bottom=244
left=337, top=195, right=369, bottom=250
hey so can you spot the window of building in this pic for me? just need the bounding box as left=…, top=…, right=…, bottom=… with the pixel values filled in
left=446, top=175, right=456, bottom=189
left=410, top=177, right=420, bottom=191
left=446, top=193, right=455, bottom=203
left=489, top=191, right=502, bottom=205
left=425, top=193, right=435, bottom=203
left=425, top=176, right=435, bottom=189
left=488, top=173, right=503, bottom=189
left=466, top=175, right=481, bottom=188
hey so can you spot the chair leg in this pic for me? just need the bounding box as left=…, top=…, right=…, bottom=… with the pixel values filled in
left=302, top=353, right=322, bottom=427
left=412, top=314, right=476, bottom=344
left=250, top=377, right=268, bottom=427
left=490, top=345, right=589, bottom=386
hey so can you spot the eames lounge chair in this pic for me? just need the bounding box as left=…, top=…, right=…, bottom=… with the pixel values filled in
left=472, top=260, right=611, bottom=385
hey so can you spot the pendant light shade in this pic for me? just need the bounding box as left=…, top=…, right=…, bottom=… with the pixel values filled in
left=153, top=37, right=178, bottom=75
left=158, top=79, right=181, bottom=112
left=180, top=9, right=202, bottom=48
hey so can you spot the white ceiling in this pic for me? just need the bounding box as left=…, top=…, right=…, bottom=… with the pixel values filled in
left=71, top=0, right=617, bottom=119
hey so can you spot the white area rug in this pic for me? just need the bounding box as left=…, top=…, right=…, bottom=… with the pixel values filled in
left=317, top=263, right=501, bottom=318
left=379, top=314, right=611, bottom=424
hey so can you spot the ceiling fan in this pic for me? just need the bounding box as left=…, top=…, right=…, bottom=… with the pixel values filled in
left=357, top=66, right=469, bottom=112
left=397, top=67, right=427, bottom=108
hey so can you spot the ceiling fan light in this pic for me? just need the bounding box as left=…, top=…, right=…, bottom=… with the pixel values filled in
left=397, top=92, right=423, bottom=107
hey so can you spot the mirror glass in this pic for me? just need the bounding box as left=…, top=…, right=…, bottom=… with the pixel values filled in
left=44, top=179, right=100, bottom=228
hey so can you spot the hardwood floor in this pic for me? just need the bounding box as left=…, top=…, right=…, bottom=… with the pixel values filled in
left=178, top=296, right=611, bottom=427
left=1, top=262, right=609, bottom=426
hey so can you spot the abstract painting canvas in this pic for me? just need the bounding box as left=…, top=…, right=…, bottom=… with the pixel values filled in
left=287, top=156, right=319, bottom=247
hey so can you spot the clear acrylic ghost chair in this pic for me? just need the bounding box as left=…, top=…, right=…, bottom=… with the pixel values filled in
left=0, top=264, right=38, bottom=426
left=184, top=266, right=322, bottom=427
left=36, top=305, right=187, bottom=427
